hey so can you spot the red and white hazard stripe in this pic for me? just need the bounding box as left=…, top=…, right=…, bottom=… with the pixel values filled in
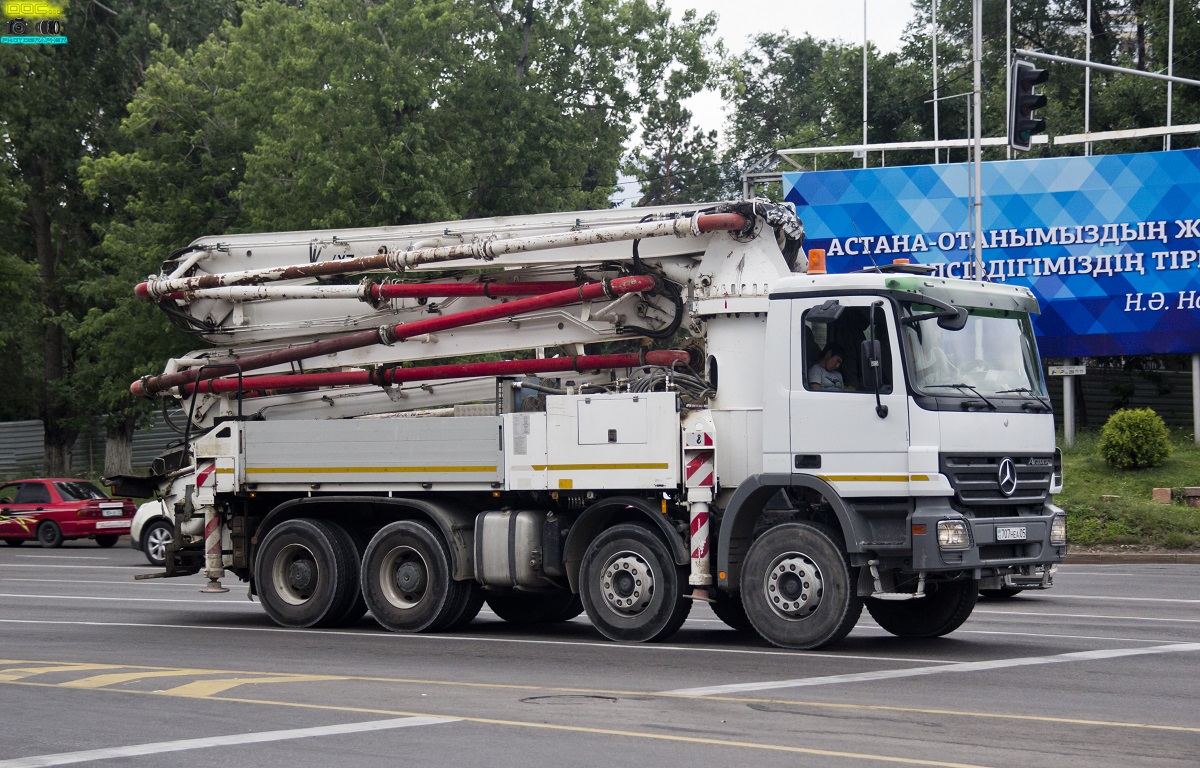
left=685, top=452, right=714, bottom=487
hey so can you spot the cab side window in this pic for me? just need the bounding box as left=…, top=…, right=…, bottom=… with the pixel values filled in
left=803, top=305, right=892, bottom=393
left=0, top=484, right=17, bottom=504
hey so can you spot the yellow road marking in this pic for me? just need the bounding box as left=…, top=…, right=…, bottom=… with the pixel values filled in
left=60, top=669, right=227, bottom=689
left=0, top=681, right=994, bottom=768
left=163, top=675, right=344, bottom=697
left=246, top=466, right=496, bottom=474
left=0, top=663, right=123, bottom=682
left=0, top=659, right=1195, bottom=735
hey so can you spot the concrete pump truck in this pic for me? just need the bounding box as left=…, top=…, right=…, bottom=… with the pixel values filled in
left=119, top=200, right=1065, bottom=650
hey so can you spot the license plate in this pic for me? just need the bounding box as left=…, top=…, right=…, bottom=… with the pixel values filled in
left=102, top=509, right=124, bottom=517
left=996, top=525, right=1027, bottom=542
left=95, top=520, right=129, bottom=530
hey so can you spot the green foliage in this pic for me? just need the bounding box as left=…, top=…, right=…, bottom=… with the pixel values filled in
left=1057, top=427, right=1200, bottom=548
left=1098, top=408, right=1173, bottom=469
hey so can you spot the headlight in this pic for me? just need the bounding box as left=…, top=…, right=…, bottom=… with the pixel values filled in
left=1050, top=514, right=1067, bottom=545
left=937, top=519, right=971, bottom=550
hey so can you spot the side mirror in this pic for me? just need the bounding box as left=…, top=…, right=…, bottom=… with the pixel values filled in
left=806, top=299, right=844, bottom=325
left=937, top=306, right=968, bottom=331
left=860, top=339, right=882, bottom=390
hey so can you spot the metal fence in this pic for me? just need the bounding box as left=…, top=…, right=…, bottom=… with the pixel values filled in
left=0, top=412, right=186, bottom=480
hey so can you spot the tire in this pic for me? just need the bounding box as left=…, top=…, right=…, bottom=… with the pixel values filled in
left=322, top=522, right=369, bottom=627
left=441, top=579, right=485, bottom=630
left=37, top=521, right=63, bottom=549
left=579, top=523, right=691, bottom=643
left=95, top=535, right=120, bottom=548
left=866, top=579, right=979, bottom=638
left=142, top=520, right=174, bottom=567
left=710, top=591, right=754, bottom=633
left=253, top=519, right=361, bottom=628
left=979, top=586, right=1024, bottom=599
left=740, top=523, right=862, bottom=650
left=360, top=520, right=460, bottom=633
left=485, top=590, right=584, bottom=625
left=3, top=539, right=24, bottom=547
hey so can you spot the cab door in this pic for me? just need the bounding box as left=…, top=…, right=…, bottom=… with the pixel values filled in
left=788, top=297, right=911, bottom=496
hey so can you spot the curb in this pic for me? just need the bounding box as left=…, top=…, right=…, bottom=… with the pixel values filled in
left=1064, top=552, right=1200, bottom=565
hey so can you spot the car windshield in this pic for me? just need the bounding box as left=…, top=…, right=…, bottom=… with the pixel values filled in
left=54, top=481, right=109, bottom=501
left=902, top=304, right=1047, bottom=398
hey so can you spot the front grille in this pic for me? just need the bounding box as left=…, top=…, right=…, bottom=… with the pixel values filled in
left=941, top=454, right=1052, bottom=512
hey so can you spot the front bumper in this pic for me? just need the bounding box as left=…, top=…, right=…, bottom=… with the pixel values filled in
left=909, top=498, right=1066, bottom=574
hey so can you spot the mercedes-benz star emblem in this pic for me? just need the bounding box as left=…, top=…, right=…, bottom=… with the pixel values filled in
left=997, top=457, right=1018, bottom=497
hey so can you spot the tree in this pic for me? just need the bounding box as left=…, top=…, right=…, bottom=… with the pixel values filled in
left=0, top=1, right=240, bottom=474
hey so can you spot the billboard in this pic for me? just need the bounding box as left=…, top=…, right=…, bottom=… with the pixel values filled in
left=782, top=149, right=1200, bottom=357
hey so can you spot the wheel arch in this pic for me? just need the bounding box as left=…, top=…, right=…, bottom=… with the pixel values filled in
left=717, top=473, right=865, bottom=591
left=563, top=495, right=689, bottom=593
left=256, top=496, right=477, bottom=582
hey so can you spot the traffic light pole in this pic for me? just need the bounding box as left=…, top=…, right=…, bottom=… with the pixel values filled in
left=1014, top=49, right=1200, bottom=88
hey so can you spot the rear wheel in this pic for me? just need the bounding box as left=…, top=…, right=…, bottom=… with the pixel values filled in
left=95, top=535, right=120, bottom=548
left=37, top=521, right=63, bottom=548
left=360, top=520, right=459, bottom=633
left=740, top=523, right=861, bottom=650
left=142, top=520, right=174, bottom=567
left=579, top=524, right=691, bottom=642
left=710, top=591, right=754, bottom=632
left=866, top=579, right=978, bottom=637
left=485, top=590, right=584, bottom=625
left=441, top=579, right=485, bottom=630
left=253, top=519, right=361, bottom=628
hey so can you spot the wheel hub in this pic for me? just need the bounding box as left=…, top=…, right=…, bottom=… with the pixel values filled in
left=287, top=560, right=316, bottom=592
left=601, top=552, right=653, bottom=615
left=380, top=546, right=428, bottom=609
left=394, top=561, right=426, bottom=594
left=765, top=553, right=823, bottom=620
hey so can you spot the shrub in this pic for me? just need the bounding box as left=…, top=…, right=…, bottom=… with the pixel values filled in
left=1098, top=408, right=1173, bottom=470
left=1164, top=532, right=1194, bottom=550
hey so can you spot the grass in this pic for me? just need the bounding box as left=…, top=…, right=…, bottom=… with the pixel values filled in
left=1057, top=427, right=1200, bottom=549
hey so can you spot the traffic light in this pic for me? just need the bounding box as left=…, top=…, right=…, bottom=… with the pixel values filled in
left=1009, top=57, right=1049, bottom=152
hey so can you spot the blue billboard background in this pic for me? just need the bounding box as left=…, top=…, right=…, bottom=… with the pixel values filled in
left=783, top=149, right=1200, bottom=357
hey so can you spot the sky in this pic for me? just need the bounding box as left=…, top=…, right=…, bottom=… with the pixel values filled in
left=663, top=0, right=920, bottom=140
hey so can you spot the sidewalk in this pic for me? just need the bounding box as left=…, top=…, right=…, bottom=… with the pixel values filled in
left=1064, top=550, right=1200, bottom=565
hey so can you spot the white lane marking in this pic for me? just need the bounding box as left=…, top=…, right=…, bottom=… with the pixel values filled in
left=1019, top=594, right=1200, bottom=604
left=0, top=716, right=457, bottom=768
left=0, top=618, right=958, bottom=664
left=14, top=555, right=111, bottom=560
left=0, top=565, right=153, bottom=570
left=2, top=579, right=207, bottom=588
left=960, top=630, right=1190, bottom=644
left=663, top=642, right=1200, bottom=696
left=974, top=609, right=1200, bottom=624
left=0, top=594, right=254, bottom=605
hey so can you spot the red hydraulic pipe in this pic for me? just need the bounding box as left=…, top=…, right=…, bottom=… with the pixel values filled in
left=132, top=275, right=657, bottom=398
left=183, top=350, right=691, bottom=395
left=371, top=281, right=585, bottom=300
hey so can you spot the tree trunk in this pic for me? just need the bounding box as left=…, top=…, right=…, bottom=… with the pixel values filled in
left=104, top=414, right=138, bottom=478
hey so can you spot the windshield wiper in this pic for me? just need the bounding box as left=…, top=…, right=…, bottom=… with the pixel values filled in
left=924, top=383, right=998, bottom=411
left=996, top=387, right=1052, bottom=412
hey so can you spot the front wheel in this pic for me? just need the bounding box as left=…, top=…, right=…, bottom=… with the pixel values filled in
left=740, top=523, right=862, bottom=650
left=94, top=535, right=120, bottom=548
left=710, top=591, right=754, bottom=633
left=579, top=524, right=691, bottom=643
left=253, top=519, right=361, bottom=628
left=3, top=539, right=24, bottom=547
left=866, top=579, right=978, bottom=637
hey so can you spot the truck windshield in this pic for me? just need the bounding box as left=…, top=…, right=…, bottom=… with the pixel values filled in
left=902, top=304, right=1046, bottom=398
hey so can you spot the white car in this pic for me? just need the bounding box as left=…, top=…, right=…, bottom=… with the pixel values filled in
left=129, top=500, right=175, bottom=566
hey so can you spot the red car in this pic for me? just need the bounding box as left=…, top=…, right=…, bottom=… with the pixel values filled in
left=0, top=478, right=135, bottom=548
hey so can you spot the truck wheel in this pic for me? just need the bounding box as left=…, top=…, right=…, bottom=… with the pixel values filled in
left=361, top=520, right=459, bottom=633
left=322, top=522, right=369, bottom=627
left=254, top=519, right=361, bottom=628
left=979, top=586, right=1023, bottom=599
left=579, top=524, right=691, bottom=642
left=37, top=521, right=63, bottom=548
left=485, top=590, right=584, bottom=625
left=740, top=523, right=862, bottom=650
left=441, top=579, right=485, bottom=630
left=710, top=592, right=754, bottom=632
left=866, top=579, right=978, bottom=637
